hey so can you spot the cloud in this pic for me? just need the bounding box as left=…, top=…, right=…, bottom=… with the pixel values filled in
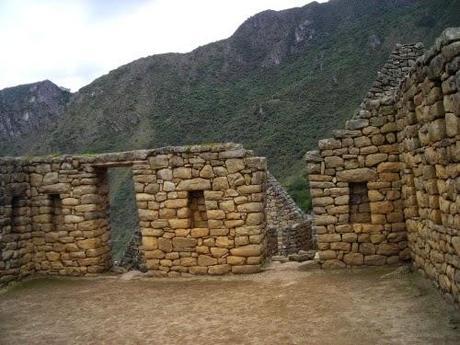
left=0, top=0, right=324, bottom=91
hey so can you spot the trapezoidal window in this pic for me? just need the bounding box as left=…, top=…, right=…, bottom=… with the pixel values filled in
left=48, top=194, right=63, bottom=231
left=349, top=182, right=371, bottom=223
left=188, top=191, right=208, bottom=228
left=11, top=196, right=26, bottom=233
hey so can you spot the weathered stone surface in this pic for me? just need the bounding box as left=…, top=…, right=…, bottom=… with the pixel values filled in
left=346, top=118, right=369, bottom=130
left=149, top=155, right=169, bottom=169
left=343, top=253, right=363, bottom=265
left=41, top=183, right=70, bottom=194
left=364, top=255, right=386, bottom=266
left=177, top=178, right=211, bottom=191
left=172, top=237, right=197, bottom=251
left=336, top=168, right=377, bottom=182
left=225, top=159, right=245, bottom=173
left=197, top=255, right=218, bottom=266
left=377, top=243, right=400, bottom=256
left=325, top=156, right=344, bottom=168
left=452, top=237, right=460, bottom=255
left=365, top=153, right=388, bottom=167
left=230, top=245, right=262, bottom=257
left=208, top=264, right=231, bottom=275
left=315, top=215, right=337, bottom=225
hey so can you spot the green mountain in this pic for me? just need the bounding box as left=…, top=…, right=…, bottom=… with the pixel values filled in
left=1, top=0, right=460, bottom=210
left=0, top=80, right=70, bottom=153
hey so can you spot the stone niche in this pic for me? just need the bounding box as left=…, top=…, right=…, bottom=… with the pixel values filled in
left=349, top=182, right=371, bottom=223
left=0, top=143, right=268, bottom=284
left=306, top=28, right=460, bottom=304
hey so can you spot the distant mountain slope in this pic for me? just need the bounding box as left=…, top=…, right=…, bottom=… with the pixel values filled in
left=0, top=80, right=70, bottom=154
left=1, top=0, right=460, bottom=207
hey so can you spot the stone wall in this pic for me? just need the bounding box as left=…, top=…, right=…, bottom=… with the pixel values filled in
left=398, top=29, right=460, bottom=303
left=306, top=28, right=460, bottom=304
left=265, top=173, right=312, bottom=256
left=0, top=143, right=268, bottom=284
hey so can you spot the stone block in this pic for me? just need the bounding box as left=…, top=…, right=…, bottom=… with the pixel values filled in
left=177, top=178, right=211, bottom=191
left=77, top=238, right=100, bottom=250
left=212, top=177, right=229, bottom=191
left=148, top=155, right=169, bottom=169
left=445, top=113, right=459, bottom=137
left=209, top=264, right=231, bottom=275
left=72, top=185, right=97, bottom=196
left=230, top=245, right=262, bottom=257
left=364, top=255, right=386, bottom=266
left=312, top=197, right=334, bottom=207
left=219, top=200, right=235, bottom=212
left=377, top=243, right=400, bottom=256
left=168, top=219, right=191, bottom=229
left=158, top=238, right=172, bottom=252
left=210, top=247, right=228, bottom=257
left=142, top=237, right=158, bottom=250
left=189, top=266, right=208, bottom=275
left=180, top=257, right=197, bottom=267
left=65, top=215, right=84, bottom=223
left=342, top=233, right=357, bottom=242
left=138, top=209, right=158, bottom=221
left=315, top=215, right=337, bottom=226
left=325, top=156, right=344, bottom=168
left=452, top=237, right=460, bottom=255
left=215, top=237, right=234, bottom=248
left=336, top=168, right=377, bottom=182
left=343, top=253, right=363, bottom=265
left=365, top=154, right=388, bottom=167
left=190, top=228, right=209, bottom=237
left=41, top=183, right=70, bottom=194
left=429, top=119, right=446, bottom=142
left=173, top=167, right=192, bottom=179
left=227, top=256, right=246, bottom=265
left=197, top=255, right=218, bottom=266
left=237, top=202, right=263, bottom=212
left=319, top=250, right=336, bottom=260
left=225, top=159, right=245, bottom=173
left=172, top=237, right=197, bottom=251
left=331, top=242, right=351, bottom=251
left=346, top=118, right=369, bottom=130
left=318, top=234, right=341, bottom=243
left=246, top=213, right=264, bottom=225
left=359, top=243, right=375, bottom=255
left=370, top=201, right=393, bottom=214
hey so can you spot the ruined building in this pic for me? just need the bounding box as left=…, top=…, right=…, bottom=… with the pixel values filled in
left=0, top=143, right=310, bottom=283
left=1, top=28, right=460, bottom=306
left=306, top=28, right=460, bottom=303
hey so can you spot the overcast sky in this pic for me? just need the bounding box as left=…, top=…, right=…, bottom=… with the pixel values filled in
left=0, top=0, right=326, bottom=91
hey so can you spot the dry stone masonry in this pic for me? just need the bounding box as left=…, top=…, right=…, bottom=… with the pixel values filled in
left=265, top=173, right=312, bottom=256
left=0, top=143, right=268, bottom=284
left=121, top=172, right=313, bottom=267
left=306, top=28, right=460, bottom=304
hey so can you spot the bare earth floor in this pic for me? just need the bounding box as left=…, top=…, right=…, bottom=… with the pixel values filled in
left=1, top=263, right=460, bottom=345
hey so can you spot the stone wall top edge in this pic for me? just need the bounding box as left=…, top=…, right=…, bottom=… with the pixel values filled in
left=306, top=27, right=460, bottom=156
left=0, top=142, right=252, bottom=165
left=423, top=27, right=460, bottom=64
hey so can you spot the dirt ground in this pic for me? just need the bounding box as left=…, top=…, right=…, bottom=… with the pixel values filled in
left=1, top=263, right=459, bottom=345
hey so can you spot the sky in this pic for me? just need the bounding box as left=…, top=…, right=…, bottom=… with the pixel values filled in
left=0, top=0, right=325, bottom=92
